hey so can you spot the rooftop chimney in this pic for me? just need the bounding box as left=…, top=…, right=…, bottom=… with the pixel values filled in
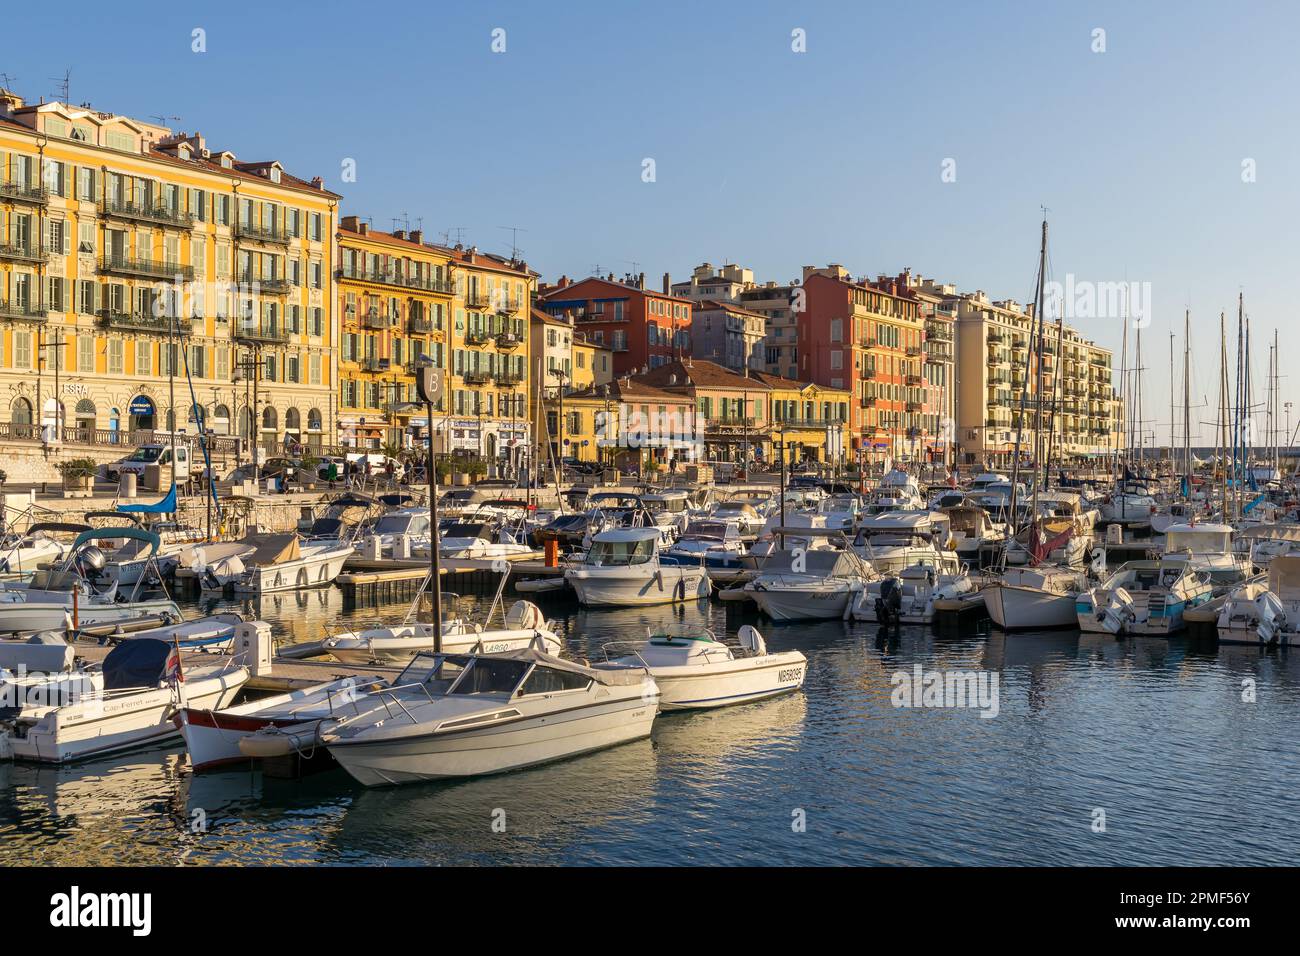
left=340, top=215, right=361, bottom=231
left=409, top=229, right=422, bottom=244
left=393, top=229, right=407, bottom=241
left=662, top=272, right=671, bottom=294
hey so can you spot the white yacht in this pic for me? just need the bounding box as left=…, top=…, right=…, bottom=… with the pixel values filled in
left=320, top=648, right=659, bottom=785
left=599, top=624, right=805, bottom=710
left=704, top=500, right=765, bottom=537
left=744, top=536, right=873, bottom=622
left=566, top=528, right=711, bottom=607
left=0, top=522, right=87, bottom=577
left=982, top=565, right=1089, bottom=630
left=1075, top=560, right=1212, bottom=635
left=942, top=504, right=1006, bottom=563
left=862, top=470, right=925, bottom=514
left=1100, top=481, right=1158, bottom=528
left=662, top=520, right=750, bottom=584
left=1004, top=492, right=1097, bottom=567
left=426, top=520, right=534, bottom=561
left=356, top=507, right=432, bottom=557
left=1216, top=555, right=1300, bottom=647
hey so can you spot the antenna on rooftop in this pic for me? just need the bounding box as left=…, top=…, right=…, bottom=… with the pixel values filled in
left=50, top=69, right=70, bottom=103
left=151, top=114, right=181, bottom=127
left=0, top=73, right=18, bottom=90
left=498, top=225, right=528, bottom=262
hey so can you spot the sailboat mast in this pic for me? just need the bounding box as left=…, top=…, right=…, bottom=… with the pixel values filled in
left=1183, top=310, right=1191, bottom=482
left=1030, top=217, right=1048, bottom=521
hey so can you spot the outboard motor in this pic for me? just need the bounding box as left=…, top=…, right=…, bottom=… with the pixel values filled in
left=875, top=576, right=903, bottom=629
left=75, top=545, right=107, bottom=581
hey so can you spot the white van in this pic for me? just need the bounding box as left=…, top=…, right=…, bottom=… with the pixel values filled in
left=107, top=444, right=200, bottom=482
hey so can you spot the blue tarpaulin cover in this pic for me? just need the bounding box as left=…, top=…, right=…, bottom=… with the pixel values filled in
left=102, top=638, right=170, bottom=691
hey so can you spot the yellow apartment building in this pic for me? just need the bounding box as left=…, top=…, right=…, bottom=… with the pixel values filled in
left=0, top=90, right=339, bottom=458
left=336, top=219, right=453, bottom=450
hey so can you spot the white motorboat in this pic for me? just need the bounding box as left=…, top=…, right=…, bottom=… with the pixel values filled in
left=744, top=534, right=874, bottom=622
left=320, top=648, right=659, bottom=785
left=862, top=470, right=926, bottom=514
left=1075, top=560, right=1212, bottom=635
left=599, top=624, right=805, bottom=711
left=323, top=599, right=560, bottom=664
left=0, top=522, right=88, bottom=577
left=942, top=504, right=1006, bottom=564
left=982, top=565, right=1088, bottom=630
left=1099, top=482, right=1158, bottom=528
left=1, top=637, right=248, bottom=763
left=662, top=520, right=750, bottom=584
left=851, top=510, right=953, bottom=574
left=1003, top=492, right=1097, bottom=568
left=566, top=528, right=711, bottom=607
left=355, top=506, right=432, bottom=557
left=849, top=554, right=977, bottom=624
left=201, top=533, right=352, bottom=593
left=1161, top=522, right=1252, bottom=586
left=704, top=500, right=765, bottom=537
left=1216, top=555, right=1300, bottom=646
left=424, top=519, right=533, bottom=561
left=1238, top=524, right=1300, bottom=570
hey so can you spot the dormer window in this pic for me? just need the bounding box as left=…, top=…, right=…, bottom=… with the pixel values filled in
left=270, top=168, right=281, bottom=184
left=220, top=155, right=233, bottom=169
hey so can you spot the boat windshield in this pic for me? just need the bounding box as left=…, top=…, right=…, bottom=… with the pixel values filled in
left=374, top=514, right=428, bottom=535
left=447, top=657, right=532, bottom=696
left=398, top=653, right=469, bottom=693
left=587, top=537, right=656, bottom=566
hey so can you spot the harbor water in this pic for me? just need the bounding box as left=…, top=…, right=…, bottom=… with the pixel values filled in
left=2, top=586, right=1298, bottom=866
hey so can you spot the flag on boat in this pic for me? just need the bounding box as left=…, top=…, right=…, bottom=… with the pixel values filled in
left=165, top=640, right=184, bottom=684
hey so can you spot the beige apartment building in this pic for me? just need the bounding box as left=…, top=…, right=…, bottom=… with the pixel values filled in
left=954, top=290, right=1121, bottom=467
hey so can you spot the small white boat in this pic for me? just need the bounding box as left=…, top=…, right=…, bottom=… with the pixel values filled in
left=1, top=637, right=248, bottom=763
left=320, top=648, right=659, bottom=785
left=1216, top=555, right=1300, bottom=646
left=942, top=505, right=1006, bottom=563
left=426, top=519, right=534, bottom=561
left=1075, top=560, right=1212, bottom=635
left=181, top=675, right=378, bottom=771
left=202, top=533, right=352, bottom=594
left=852, top=511, right=954, bottom=574
left=1161, top=522, right=1252, bottom=586
left=1100, top=482, right=1158, bottom=528
left=0, top=522, right=87, bottom=577
left=566, top=528, right=711, bottom=607
left=849, top=555, right=977, bottom=623
left=982, top=565, right=1088, bottom=630
left=662, top=520, right=750, bottom=584
left=323, top=600, right=560, bottom=664
left=600, top=623, right=804, bottom=710
left=745, top=535, right=873, bottom=622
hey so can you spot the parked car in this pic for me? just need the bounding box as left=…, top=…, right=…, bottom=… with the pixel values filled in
left=348, top=453, right=405, bottom=481
left=106, top=444, right=203, bottom=482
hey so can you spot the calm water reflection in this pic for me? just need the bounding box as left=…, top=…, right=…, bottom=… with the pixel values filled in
left=2, top=584, right=1298, bottom=865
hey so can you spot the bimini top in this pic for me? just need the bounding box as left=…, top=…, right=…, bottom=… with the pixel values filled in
left=72, top=526, right=161, bottom=556
left=592, top=527, right=662, bottom=544
left=491, top=646, right=647, bottom=687
left=858, top=510, right=934, bottom=533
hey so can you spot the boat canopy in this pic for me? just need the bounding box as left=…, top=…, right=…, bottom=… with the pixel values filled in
left=761, top=548, right=859, bottom=577
left=858, top=511, right=934, bottom=533
left=73, top=526, right=161, bottom=556
left=23, top=522, right=92, bottom=537
left=241, top=533, right=302, bottom=564
left=1238, top=524, right=1300, bottom=542
left=1165, top=524, right=1233, bottom=554
left=1268, top=555, right=1300, bottom=600
left=102, top=637, right=172, bottom=691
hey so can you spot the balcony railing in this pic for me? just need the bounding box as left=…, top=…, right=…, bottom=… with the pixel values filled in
left=987, top=332, right=1005, bottom=344
left=235, top=221, right=291, bottom=245
left=860, top=396, right=877, bottom=408
left=774, top=418, right=847, bottom=429
left=905, top=345, right=922, bottom=357
left=495, top=331, right=521, bottom=349
left=463, top=291, right=493, bottom=310
left=408, top=316, right=435, bottom=334
left=465, top=331, right=492, bottom=346
left=0, top=180, right=48, bottom=205
left=336, top=265, right=453, bottom=294
left=99, top=255, right=195, bottom=282
left=0, top=242, right=48, bottom=265
left=924, top=323, right=952, bottom=341
left=859, top=338, right=877, bottom=349
left=905, top=374, right=923, bottom=386
left=463, top=371, right=493, bottom=386
left=100, top=197, right=194, bottom=229
left=905, top=401, right=923, bottom=412
left=494, top=372, right=524, bottom=386
left=861, top=368, right=877, bottom=380
left=361, top=311, right=397, bottom=330
left=239, top=272, right=292, bottom=295
left=99, top=309, right=193, bottom=336
left=0, top=299, right=47, bottom=323
left=359, top=356, right=391, bottom=372
left=233, top=323, right=289, bottom=345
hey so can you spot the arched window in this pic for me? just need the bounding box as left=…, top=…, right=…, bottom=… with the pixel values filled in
left=262, top=406, right=278, bottom=430
left=75, top=399, right=96, bottom=418
left=284, top=407, right=301, bottom=432
left=214, top=404, right=231, bottom=435
left=11, top=397, right=33, bottom=426
left=307, top=408, right=323, bottom=431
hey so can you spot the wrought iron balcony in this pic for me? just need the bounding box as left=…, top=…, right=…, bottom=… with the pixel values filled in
left=361, top=310, right=397, bottom=330
left=239, top=272, right=292, bottom=295
left=495, top=331, right=521, bottom=349
left=774, top=417, right=846, bottom=428
left=233, top=323, right=289, bottom=345
left=924, top=322, right=952, bottom=341
left=99, top=198, right=194, bottom=229
left=235, top=221, right=291, bottom=245
left=905, top=401, right=923, bottom=412
left=0, top=180, right=48, bottom=206
left=861, top=368, right=877, bottom=380
left=99, top=309, right=192, bottom=336
left=987, top=332, right=1005, bottom=344
left=407, top=316, right=435, bottom=334
left=0, top=241, right=48, bottom=265
left=905, top=345, right=922, bottom=357
left=494, top=372, right=524, bottom=386
left=359, top=356, right=391, bottom=372
left=0, top=299, right=47, bottom=323
left=463, top=370, right=493, bottom=386
left=465, top=331, right=492, bottom=346
left=335, top=265, right=453, bottom=294
left=860, top=396, right=877, bottom=408
left=99, top=255, right=195, bottom=282
left=463, top=290, right=492, bottom=310
left=859, top=338, right=877, bottom=349
left=905, top=374, right=923, bottom=386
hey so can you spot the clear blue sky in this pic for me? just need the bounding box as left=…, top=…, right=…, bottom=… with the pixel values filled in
left=7, top=0, right=1298, bottom=446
